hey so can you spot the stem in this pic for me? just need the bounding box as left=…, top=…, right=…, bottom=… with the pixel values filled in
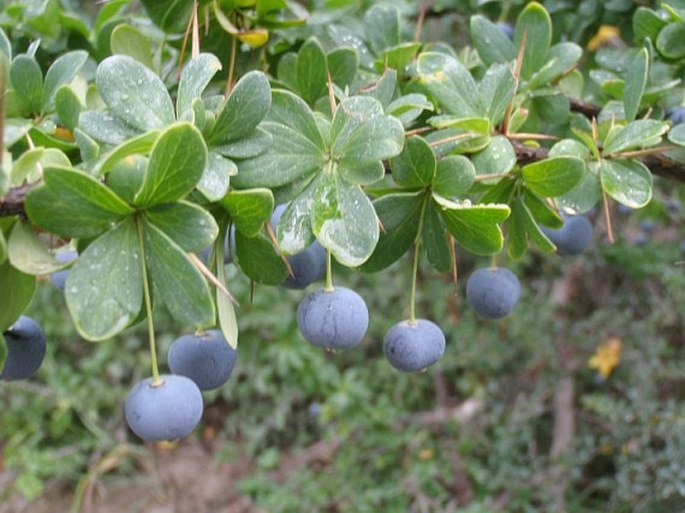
left=409, top=240, right=420, bottom=325
left=135, top=215, right=162, bottom=386
left=597, top=159, right=615, bottom=244
left=225, top=35, right=237, bottom=96
left=473, top=172, right=511, bottom=182
left=325, top=249, right=334, bottom=292
left=413, top=0, right=431, bottom=42
left=428, top=132, right=477, bottom=147
left=191, top=1, right=200, bottom=58
left=611, top=145, right=679, bottom=159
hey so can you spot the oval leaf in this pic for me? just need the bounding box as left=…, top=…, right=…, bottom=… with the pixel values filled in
left=600, top=158, right=652, bottom=208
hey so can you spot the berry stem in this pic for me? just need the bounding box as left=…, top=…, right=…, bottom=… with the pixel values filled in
left=409, top=240, right=420, bottom=325
left=135, top=215, right=162, bottom=386
left=324, top=249, right=334, bottom=292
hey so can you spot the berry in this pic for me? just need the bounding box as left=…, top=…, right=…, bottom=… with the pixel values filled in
left=1, top=316, right=47, bottom=380
left=297, top=287, right=369, bottom=350
left=496, top=22, right=514, bottom=39
left=383, top=319, right=446, bottom=372
left=541, top=215, right=593, bottom=256
left=666, top=106, right=685, bottom=126
left=271, top=204, right=327, bottom=289
left=49, top=251, right=78, bottom=291
left=466, top=267, right=521, bottom=320
left=124, top=374, right=203, bottom=442
left=167, top=329, right=237, bottom=391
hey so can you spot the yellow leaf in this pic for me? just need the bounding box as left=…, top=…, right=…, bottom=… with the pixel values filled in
left=237, top=29, right=269, bottom=48
left=588, top=337, right=622, bottom=378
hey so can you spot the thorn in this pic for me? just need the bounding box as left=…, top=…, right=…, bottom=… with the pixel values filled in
left=188, top=252, right=240, bottom=306
left=264, top=221, right=295, bottom=278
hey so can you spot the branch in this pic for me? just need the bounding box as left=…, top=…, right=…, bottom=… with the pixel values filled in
left=0, top=184, right=32, bottom=216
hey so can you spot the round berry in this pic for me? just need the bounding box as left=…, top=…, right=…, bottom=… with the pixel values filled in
left=666, top=106, right=685, bottom=126
left=283, top=241, right=327, bottom=289
left=1, top=316, right=47, bottom=380
left=167, top=329, right=237, bottom=391
left=541, top=215, right=593, bottom=256
left=297, top=287, right=369, bottom=350
left=466, top=267, right=521, bottom=320
left=384, top=319, right=446, bottom=372
left=124, top=374, right=203, bottom=442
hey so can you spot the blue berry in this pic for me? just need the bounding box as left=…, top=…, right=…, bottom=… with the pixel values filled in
left=297, top=287, right=369, bottom=350
left=1, top=316, right=46, bottom=380
left=666, top=106, right=685, bottom=126
left=541, top=215, right=593, bottom=256
left=384, top=319, right=446, bottom=372
left=167, top=329, right=237, bottom=391
left=124, top=375, right=203, bottom=442
left=466, top=267, right=521, bottom=320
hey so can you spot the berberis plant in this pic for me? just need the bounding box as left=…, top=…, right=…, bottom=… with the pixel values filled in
left=2, top=0, right=685, bottom=442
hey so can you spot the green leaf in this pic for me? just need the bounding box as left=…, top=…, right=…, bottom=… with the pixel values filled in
left=557, top=162, right=601, bottom=215
left=297, top=37, right=328, bottom=105
left=527, top=42, right=582, bottom=89
left=10, top=54, right=43, bottom=116
left=623, top=48, right=649, bottom=122
left=140, top=0, right=192, bottom=32
left=377, top=42, right=421, bottom=73
left=422, top=202, right=451, bottom=273
left=275, top=180, right=319, bottom=254
left=656, top=22, right=685, bottom=59
left=479, top=63, right=516, bottom=126
left=0, top=28, right=12, bottom=60
left=416, top=52, right=483, bottom=117
left=389, top=136, right=436, bottom=188
left=0, top=333, right=6, bottom=376
left=95, top=130, right=160, bottom=176
left=433, top=194, right=510, bottom=255
left=360, top=68, right=397, bottom=107
left=328, top=47, right=359, bottom=89
left=514, top=2, right=552, bottom=80
left=234, top=230, right=288, bottom=285
left=233, top=90, right=325, bottom=188
left=521, top=156, right=585, bottom=197
left=331, top=96, right=405, bottom=170
left=471, top=136, right=516, bottom=177
left=633, top=7, right=668, bottom=42
left=600, top=158, right=652, bottom=208
left=12, top=147, right=70, bottom=185
left=7, top=219, right=68, bottom=275
left=110, top=24, right=153, bottom=69
left=146, top=201, right=218, bottom=252
left=470, top=15, right=516, bottom=67
left=432, top=156, right=475, bottom=197
left=198, top=151, right=234, bottom=202
left=360, top=192, right=423, bottom=272
left=602, top=119, right=668, bottom=155
left=144, top=219, right=215, bottom=328
left=524, top=191, right=563, bottom=228
left=135, top=123, right=207, bottom=207
left=79, top=110, right=140, bottom=145
left=208, top=71, right=271, bottom=144
left=177, top=53, right=222, bottom=120
left=668, top=123, right=685, bottom=146
left=54, top=86, right=82, bottom=131
left=311, top=172, right=379, bottom=266
left=25, top=167, right=134, bottom=239
left=107, top=155, right=147, bottom=204
left=220, top=188, right=275, bottom=237
left=65, top=218, right=142, bottom=341
left=42, top=50, right=88, bottom=112
left=96, top=55, right=175, bottom=132
left=508, top=196, right=555, bottom=260
left=215, top=226, right=238, bottom=349
left=386, top=93, right=434, bottom=126
left=364, top=3, right=400, bottom=55
left=0, top=260, right=36, bottom=332
left=214, top=128, right=272, bottom=159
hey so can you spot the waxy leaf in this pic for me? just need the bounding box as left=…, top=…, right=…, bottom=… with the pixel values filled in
left=507, top=196, right=555, bottom=260
left=43, top=50, right=88, bottom=112
left=527, top=43, right=582, bottom=90
left=514, top=2, right=552, bottom=80
left=25, top=167, right=134, bottom=239
left=297, top=37, right=327, bottom=105
left=623, top=48, right=649, bottom=122
left=95, top=130, right=160, bottom=176
left=600, top=158, right=652, bottom=208
left=235, top=231, right=288, bottom=285
left=10, top=54, right=43, bottom=116
left=422, top=202, right=452, bottom=273
left=656, top=22, right=685, bottom=60
left=470, top=15, right=516, bottom=67
left=146, top=201, right=218, bottom=252
left=54, top=85, right=82, bottom=131
left=134, top=123, right=207, bottom=207
left=79, top=111, right=140, bottom=146
left=521, top=156, right=585, bottom=197
left=96, top=55, right=175, bottom=132
left=177, top=53, right=222, bottom=119
left=389, top=136, right=436, bottom=188
left=328, top=47, right=359, bottom=89
left=364, top=3, right=400, bottom=55
left=276, top=180, right=319, bottom=254
left=361, top=192, right=423, bottom=272
left=480, top=63, right=516, bottom=126
left=234, top=90, right=325, bottom=188
left=668, top=124, right=685, bottom=146
left=215, top=225, right=238, bottom=349
left=208, top=71, right=271, bottom=144
left=471, top=136, right=516, bottom=177
left=65, top=218, right=142, bottom=341
left=557, top=163, right=601, bottom=215
left=110, top=24, right=153, bottom=69
left=0, top=260, right=36, bottom=332
left=602, top=119, right=668, bottom=155
left=433, top=194, right=510, bottom=255
left=221, top=188, right=275, bottom=237
left=8, top=219, right=68, bottom=275
left=214, top=128, right=272, bottom=159
left=144, top=219, right=215, bottom=328
left=416, top=52, right=483, bottom=117
left=311, top=172, right=379, bottom=266
left=433, top=156, right=475, bottom=197
left=197, top=151, right=234, bottom=202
